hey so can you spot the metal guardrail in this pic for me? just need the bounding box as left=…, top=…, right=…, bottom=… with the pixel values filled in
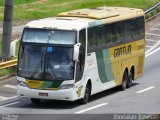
left=0, top=59, right=17, bottom=70
left=145, top=2, right=160, bottom=14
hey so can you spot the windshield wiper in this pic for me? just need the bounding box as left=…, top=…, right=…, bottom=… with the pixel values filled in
left=46, top=60, right=56, bottom=80
left=30, top=59, right=43, bottom=78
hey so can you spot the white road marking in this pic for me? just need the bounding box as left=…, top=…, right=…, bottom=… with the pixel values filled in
left=145, top=47, right=160, bottom=58
left=0, top=96, right=8, bottom=100
left=146, top=40, right=160, bottom=55
left=152, top=23, right=160, bottom=27
left=146, top=39, right=157, bottom=42
left=149, top=28, right=160, bottom=31
left=75, top=103, right=108, bottom=114
left=146, top=33, right=160, bottom=36
left=3, top=84, right=17, bottom=89
left=0, top=96, right=17, bottom=102
left=0, top=102, right=19, bottom=108
left=146, top=45, right=152, bottom=48
left=136, top=86, right=155, bottom=94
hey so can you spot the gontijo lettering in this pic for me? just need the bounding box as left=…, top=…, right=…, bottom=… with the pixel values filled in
left=114, top=45, right=131, bottom=58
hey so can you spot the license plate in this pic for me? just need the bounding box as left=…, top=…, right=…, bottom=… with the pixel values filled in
left=39, top=93, right=48, bottom=96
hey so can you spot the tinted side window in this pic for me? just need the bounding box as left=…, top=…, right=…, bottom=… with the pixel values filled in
left=75, top=29, right=86, bottom=82
left=98, top=25, right=105, bottom=48
left=110, top=24, right=117, bottom=46
left=115, top=22, right=125, bottom=44
left=138, top=17, right=145, bottom=39
left=131, top=18, right=139, bottom=41
left=88, top=27, right=97, bottom=52
left=124, top=20, right=132, bottom=42
left=79, top=29, right=86, bottom=53
left=131, top=16, right=145, bottom=41
left=105, top=24, right=112, bottom=46
left=87, top=17, right=144, bottom=52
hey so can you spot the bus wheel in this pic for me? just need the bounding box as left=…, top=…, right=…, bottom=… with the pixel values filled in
left=31, top=98, right=41, bottom=104
left=80, top=83, right=90, bottom=104
left=127, top=71, right=133, bottom=88
left=120, top=71, right=128, bottom=91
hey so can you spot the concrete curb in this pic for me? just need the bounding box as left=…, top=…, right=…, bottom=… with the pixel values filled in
left=0, top=73, right=16, bottom=86
left=0, top=96, right=20, bottom=106
left=0, top=73, right=16, bottom=81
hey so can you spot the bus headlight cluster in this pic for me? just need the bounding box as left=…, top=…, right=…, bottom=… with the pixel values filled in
left=17, top=80, right=29, bottom=88
left=60, top=84, right=74, bottom=89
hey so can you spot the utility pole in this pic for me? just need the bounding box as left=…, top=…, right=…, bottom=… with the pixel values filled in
left=1, top=0, right=14, bottom=61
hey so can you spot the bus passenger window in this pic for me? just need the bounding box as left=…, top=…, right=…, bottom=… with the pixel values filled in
left=115, top=22, right=124, bottom=44
left=124, top=21, right=132, bottom=42
left=138, top=17, right=145, bottom=39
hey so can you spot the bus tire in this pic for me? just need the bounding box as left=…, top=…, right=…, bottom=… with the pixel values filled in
left=31, top=98, right=41, bottom=104
left=120, top=71, right=128, bottom=91
left=80, top=83, right=91, bottom=104
left=127, top=71, right=133, bottom=88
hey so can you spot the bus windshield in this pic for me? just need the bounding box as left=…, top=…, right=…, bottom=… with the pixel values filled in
left=18, top=28, right=76, bottom=80
left=22, top=28, right=76, bottom=45
left=18, top=45, right=74, bottom=80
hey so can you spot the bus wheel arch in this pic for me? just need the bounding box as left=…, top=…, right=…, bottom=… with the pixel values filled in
left=127, top=66, right=135, bottom=88
left=120, top=68, right=129, bottom=91
left=80, top=79, right=92, bottom=104
left=130, top=66, right=135, bottom=80
left=87, top=79, right=92, bottom=95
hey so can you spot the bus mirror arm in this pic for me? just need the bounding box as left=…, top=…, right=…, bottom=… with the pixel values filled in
left=73, top=43, right=81, bottom=61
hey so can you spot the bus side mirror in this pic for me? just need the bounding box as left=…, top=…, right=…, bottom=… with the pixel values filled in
left=73, top=43, right=81, bottom=61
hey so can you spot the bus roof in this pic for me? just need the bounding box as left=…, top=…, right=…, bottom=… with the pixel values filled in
left=25, top=7, right=144, bottom=30
left=58, top=7, right=143, bottom=19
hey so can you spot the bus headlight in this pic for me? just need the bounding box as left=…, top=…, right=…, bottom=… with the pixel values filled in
left=17, top=80, right=29, bottom=88
left=60, top=84, right=74, bottom=89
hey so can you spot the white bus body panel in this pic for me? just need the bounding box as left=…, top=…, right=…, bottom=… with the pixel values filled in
left=17, top=77, right=80, bottom=101
left=84, top=52, right=116, bottom=95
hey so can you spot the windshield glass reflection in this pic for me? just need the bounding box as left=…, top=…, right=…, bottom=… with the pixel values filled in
left=45, top=46, right=74, bottom=80
left=18, top=45, right=74, bottom=80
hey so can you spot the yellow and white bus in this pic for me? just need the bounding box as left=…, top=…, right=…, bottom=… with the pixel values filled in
left=17, top=7, right=145, bottom=104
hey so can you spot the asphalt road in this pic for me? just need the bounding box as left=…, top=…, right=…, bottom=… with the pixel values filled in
left=0, top=44, right=160, bottom=119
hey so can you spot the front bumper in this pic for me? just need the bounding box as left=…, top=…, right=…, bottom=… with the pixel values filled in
left=17, top=85, right=77, bottom=101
